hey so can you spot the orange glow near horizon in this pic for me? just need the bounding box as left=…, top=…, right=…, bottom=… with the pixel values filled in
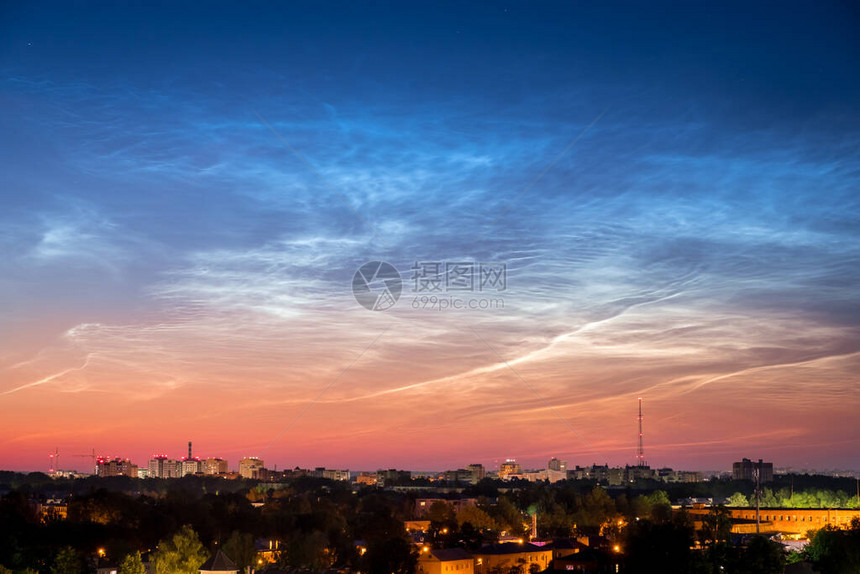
left=2, top=4, right=859, bottom=474
left=2, top=296, right=858, bottom=473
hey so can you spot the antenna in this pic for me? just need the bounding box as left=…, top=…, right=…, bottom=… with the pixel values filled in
left=637, top=397, right=646, bottom=468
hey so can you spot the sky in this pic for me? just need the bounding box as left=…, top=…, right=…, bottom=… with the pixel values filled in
left=1, top=1, right=859, bottom=474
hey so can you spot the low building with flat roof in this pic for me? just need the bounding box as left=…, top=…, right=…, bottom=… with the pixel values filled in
left=685, top=507, right=860, bottom=536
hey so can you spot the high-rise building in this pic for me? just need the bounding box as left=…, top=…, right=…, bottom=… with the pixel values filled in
left=322, top=468, right=350, bottom=481
left=148, top=455, right=182, bottom=478
left=547, top=457, right=567, bottom=472
left=443, top=469, right=475, bottom=483
left=733, top=458, right=773, bottom=483
left=202, top=457, right=228, bottom=475
left=239, top=457, right=265, bottom=479
left=96, top=457, right=138, bottom=477
left=440, top=465, right=485, bottom=484
left=467, top=464, right=486, bottom=483
left=624, top=464, right=655, bottom=482
left=499, top=459, right=521, bottom=479
left=376, top=469, right=412, bottom=486
left=181, top=441, right=201, bottom=475
left=181, top=458, right=201, bottom=475
left=355, top=472, right=378, bottom=486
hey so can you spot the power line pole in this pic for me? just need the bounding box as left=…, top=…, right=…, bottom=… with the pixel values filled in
left=754, top=460, right=762, bottom=534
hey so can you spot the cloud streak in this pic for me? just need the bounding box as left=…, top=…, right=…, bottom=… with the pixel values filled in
left=1, top=2, right=858, bottom=471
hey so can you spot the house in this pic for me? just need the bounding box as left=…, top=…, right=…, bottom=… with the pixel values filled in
left=472, top=543, right=552, bottom=574
left=199, top=549, right=239, bottom=573
left=418, top=548, right=474, bottom=574
left=545, top=538, right=589, bottom=559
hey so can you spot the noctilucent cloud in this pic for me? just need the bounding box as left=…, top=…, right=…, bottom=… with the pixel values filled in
left=1, top=2, right=858, bottom=472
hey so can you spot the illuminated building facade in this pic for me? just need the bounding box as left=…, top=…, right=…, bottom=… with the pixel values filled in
left=473, top=543, right=552, bottom=574
left=148, top=455, right=182, bottom=478
left=498, top=459, right=521, bottom=479
left=203, top=457, right=229, bottom=475
left=96, top=457, right=138, bottom=477
left=418, top=548, right=474, bottom=574
left=239, top=457, right=265, bottom=479
left=686, top=506, right=860, bottom=536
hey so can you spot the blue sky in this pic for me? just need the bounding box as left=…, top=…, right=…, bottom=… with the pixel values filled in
left=1, top=1, right=859, bottom=471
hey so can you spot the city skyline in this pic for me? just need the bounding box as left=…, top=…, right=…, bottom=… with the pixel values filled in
left=1, top=2, right=859, bottom=474
left=42, top=445, right=779, bottom=478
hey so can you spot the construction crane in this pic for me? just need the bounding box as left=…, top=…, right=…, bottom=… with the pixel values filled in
left=70, top=449, right=99, bottom=474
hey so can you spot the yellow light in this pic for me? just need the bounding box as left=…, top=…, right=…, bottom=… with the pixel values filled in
left=441, top=528, right=448, bottom=534
left=422, top=546, right=429, bottom=553
left=613, top=545, right=620, bottom=553
left=517, top=538, right=523, bottom=544
left=97, top=548, right=105, bottom=557
left=258, top=559, right=263, bottom=565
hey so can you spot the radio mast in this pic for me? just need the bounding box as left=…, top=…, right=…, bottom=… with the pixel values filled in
left=637, top=397, right=646, bottom=468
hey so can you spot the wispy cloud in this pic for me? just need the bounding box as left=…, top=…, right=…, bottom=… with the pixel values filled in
left=1, top=40, right=858, bottom=470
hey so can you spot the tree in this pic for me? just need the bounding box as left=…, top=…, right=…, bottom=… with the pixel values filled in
left=426, top=501, right=455, bottom=524
left=151, top=525, right=209, bottom=574
left=223, top=531, right=256, bottom=572
left=736, top=536, right=785, bottom=574
left=646, top=491, right=672, bottom=523
left=805, top=525, right=860, bottom=574
left=728, top=492, right=749, bottom=507
left=700, top=505, right=732, bottom=548
left=0, top=566, right=12, bottom=574
left=286, top=530, right=332, bottom=571
left=623, top=520, right=697, bottom=574
left=363, top=537, right=417, bottom=574
left=118, top=551, right=146, bottom=574
left=456, top=505, right=498, bottom=531
left=576, top=487, right=616, bottom=533
left=491, top=497, right=527, bottom=537
left=459, top=522, right=485, bottom=551
left=50, top=547, right=83, bottom=574
left=629, top=495, right=652, bottom=520
left=507, top=559, right=525, bottom=574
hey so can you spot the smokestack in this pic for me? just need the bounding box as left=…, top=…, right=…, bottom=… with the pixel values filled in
left=188, top=441, right=192, bottom=459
